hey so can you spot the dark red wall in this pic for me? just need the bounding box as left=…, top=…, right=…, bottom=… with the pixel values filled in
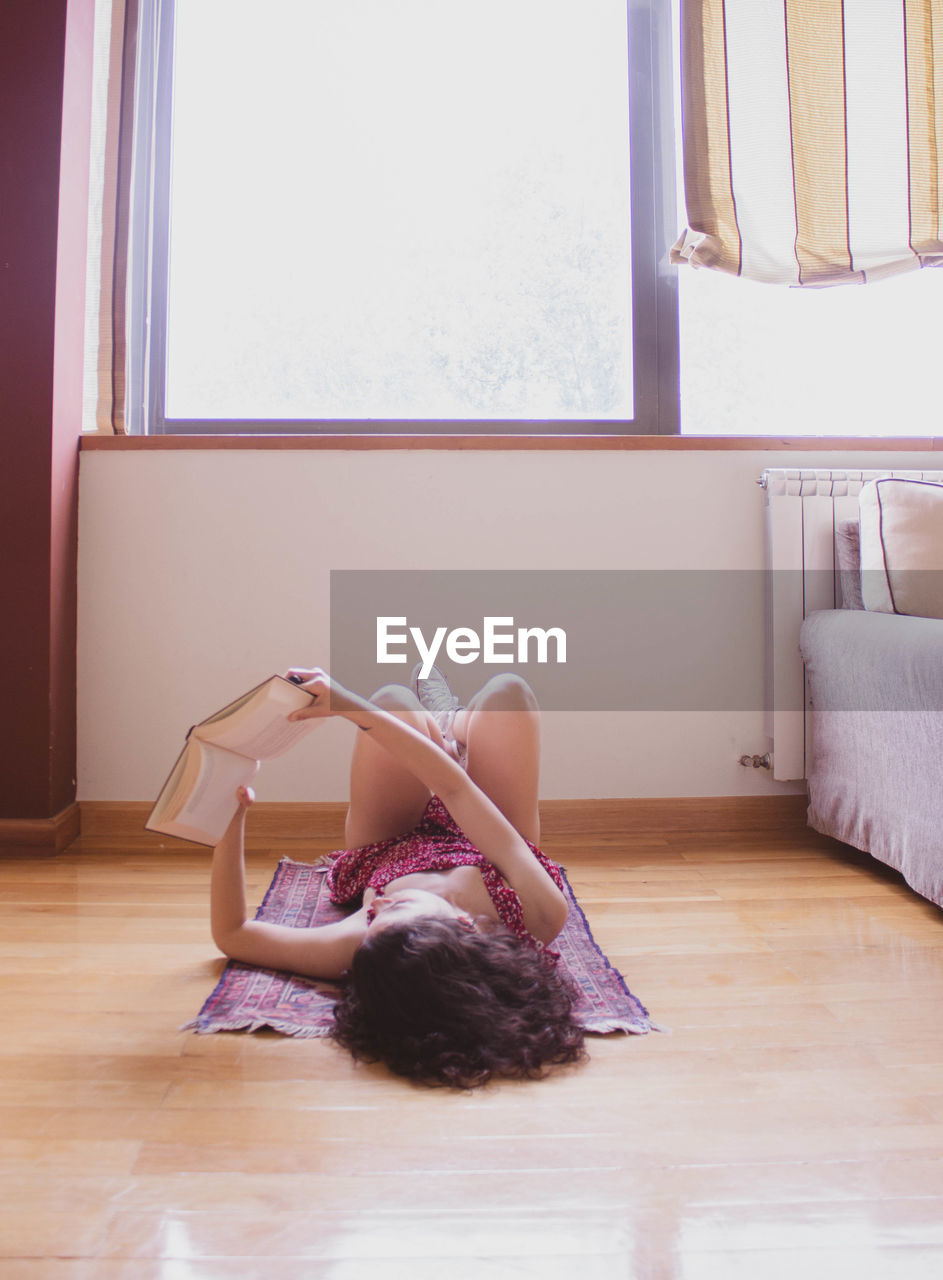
left=0, top=0, right=90, bottom=821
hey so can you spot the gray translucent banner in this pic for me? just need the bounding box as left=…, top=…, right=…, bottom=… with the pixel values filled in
left=329, top=570, right=773, bottom=711
left=328, top=570, right=943, bottom=712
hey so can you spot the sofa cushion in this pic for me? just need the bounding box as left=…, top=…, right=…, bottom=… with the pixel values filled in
left=859, top=478, right=943, bottom=617
left=835, top=519, right=864, bottom=610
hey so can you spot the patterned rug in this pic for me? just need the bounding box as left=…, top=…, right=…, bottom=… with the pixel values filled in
left=185, top=857, right=657, bottom=1038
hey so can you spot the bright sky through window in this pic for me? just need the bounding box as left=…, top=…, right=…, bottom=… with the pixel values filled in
left=679, top=263, right=943, bottom=436
left=165, top=0, right=633, bottom=422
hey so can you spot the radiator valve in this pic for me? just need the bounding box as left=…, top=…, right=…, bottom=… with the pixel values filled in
left=739, top=752, right=772, bottom=770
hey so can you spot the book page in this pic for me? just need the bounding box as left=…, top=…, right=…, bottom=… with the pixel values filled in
left=175, top=742, right=260, bottom=835
left=148, top=740, right=260, bottom=846
left=152, top=741, right=203, bottom=824
left=194, top=676, right=320, bottom=759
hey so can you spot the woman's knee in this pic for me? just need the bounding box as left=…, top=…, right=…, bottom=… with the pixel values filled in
left=474, top=673, right=539, bottom=713
left=368, top=683, right=424, bottom=717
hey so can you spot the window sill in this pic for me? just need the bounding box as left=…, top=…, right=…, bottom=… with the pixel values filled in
left=79, top=433, right=943, bottom=452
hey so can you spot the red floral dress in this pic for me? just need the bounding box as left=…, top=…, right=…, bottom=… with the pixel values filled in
left=327, top=797, right=564, bottom=950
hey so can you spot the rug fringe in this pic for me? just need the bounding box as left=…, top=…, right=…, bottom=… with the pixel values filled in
left=182, top=1014, right=663, bottom=1038
left=181, top=1015, right=332, bottom=1038
left=583, top=1017, right=653, bottom=1035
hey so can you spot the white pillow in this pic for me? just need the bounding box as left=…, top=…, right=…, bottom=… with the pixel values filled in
left=859, top=478, right=943, bottom=618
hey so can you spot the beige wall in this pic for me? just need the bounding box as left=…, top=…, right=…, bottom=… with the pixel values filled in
left=77, top=446, right=941, bottom=802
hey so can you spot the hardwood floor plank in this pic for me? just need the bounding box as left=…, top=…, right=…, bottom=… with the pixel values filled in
left=676, top=1246, right=943, bottom=1280
left=99, top=1208, right=632, bottom=1262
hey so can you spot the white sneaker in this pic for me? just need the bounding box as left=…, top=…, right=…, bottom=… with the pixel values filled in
left=410, top=663, right=466, bottom=766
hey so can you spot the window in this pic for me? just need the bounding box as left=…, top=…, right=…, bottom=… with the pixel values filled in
left=128, top=0, right=678, bottom=435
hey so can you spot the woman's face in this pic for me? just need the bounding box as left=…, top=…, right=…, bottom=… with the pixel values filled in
left=365, top=888, right=472, bottom=934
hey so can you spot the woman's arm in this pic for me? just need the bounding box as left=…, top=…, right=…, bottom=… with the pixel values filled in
left=289, top=670, right=568, bottom=944
left=431, top=785, right=569, bottom=944
left=210, top=787, right=364, bottom=979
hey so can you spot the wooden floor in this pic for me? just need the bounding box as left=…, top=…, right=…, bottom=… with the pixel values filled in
left=2, top=818, right=943, bottom=1279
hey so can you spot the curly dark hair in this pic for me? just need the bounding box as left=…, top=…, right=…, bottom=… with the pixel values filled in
left=330, top=918, right=586, bottom=1088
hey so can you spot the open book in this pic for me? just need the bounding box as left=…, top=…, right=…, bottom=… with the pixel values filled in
left=146, top=676, right=321, bottom=846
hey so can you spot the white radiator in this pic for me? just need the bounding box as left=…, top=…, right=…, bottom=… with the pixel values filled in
left=761, top=467, right=943, bottom=781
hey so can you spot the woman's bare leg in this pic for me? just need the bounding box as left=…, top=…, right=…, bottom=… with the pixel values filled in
left=344, top=685, right=449, bottom=848
left=451, top=674, right=541, bottom=845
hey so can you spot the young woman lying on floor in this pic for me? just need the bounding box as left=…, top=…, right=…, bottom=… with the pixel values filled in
left=210, top=666, right=586, bottom=1088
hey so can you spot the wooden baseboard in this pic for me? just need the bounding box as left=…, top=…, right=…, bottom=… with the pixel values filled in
left=539, top=794, right=809, bottom=836
left=76, top=794, right=809, bottom=851
left=0, top=802, right=81, bottom=854
left=79, top=801, right=350, bottom=849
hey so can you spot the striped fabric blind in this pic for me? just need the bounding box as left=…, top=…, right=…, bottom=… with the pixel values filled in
left=672, top=0, right=943, bottom=286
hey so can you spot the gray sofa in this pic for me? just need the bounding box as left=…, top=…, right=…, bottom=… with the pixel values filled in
left=799, top=607, right=943, bottom=909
